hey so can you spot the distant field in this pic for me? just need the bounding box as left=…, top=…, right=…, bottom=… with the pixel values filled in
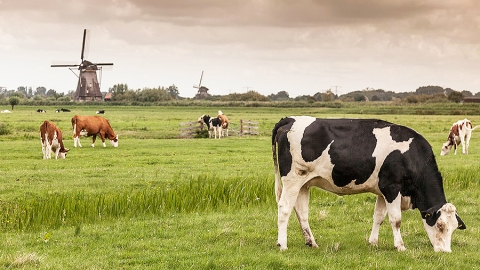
left=0, top=105, right=479, bottom=269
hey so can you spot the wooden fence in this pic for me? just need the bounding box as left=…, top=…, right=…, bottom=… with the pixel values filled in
left=179, top=119, right=259, bottom=138
left=239, top=119, right=259, bottom=135
left=179, top=121, right=203, bottom=138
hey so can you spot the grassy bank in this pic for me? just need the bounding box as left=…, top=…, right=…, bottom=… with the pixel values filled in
left=1, top=105, right=479, bottom=268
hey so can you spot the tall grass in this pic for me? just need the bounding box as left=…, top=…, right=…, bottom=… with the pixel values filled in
left=0, top=174, right=274, bottom=232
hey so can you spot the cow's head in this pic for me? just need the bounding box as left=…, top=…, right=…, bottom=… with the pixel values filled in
left=440, top=141, right=454, bottom=156
left=421, top=203, right=466, bottom=252
left=58, top=148, right=69, bottom=159
left=198, top=114, right=210, bottom=124
left=110, top=134, right=119, bottom=147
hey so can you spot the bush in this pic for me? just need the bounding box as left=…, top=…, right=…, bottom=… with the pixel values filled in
left=0, top=122, right=11, bottom=135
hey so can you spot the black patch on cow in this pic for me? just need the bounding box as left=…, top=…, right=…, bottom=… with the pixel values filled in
left=301, top=119, right=390, bottom=187
left=272, top=117, right=296, bottom=177
left=378, top=150, right=414, bottom=203
left=210, top=117, right=222, bottom=127
left=378, top=125, right=448, bottom=213
left=456, top=214, right=466, bottom=230
left=421, top=204, right=443, bottom=226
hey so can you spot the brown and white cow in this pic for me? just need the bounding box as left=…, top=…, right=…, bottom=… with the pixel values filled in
left=217, top=110, right=229, bottom=137
left=71, top=115, right=118, bottom=148
left=441, top=118, right=479, bottom=156
left=40, top=120, right=69, bottom=159
left=273, top=116, right=465, bottom=252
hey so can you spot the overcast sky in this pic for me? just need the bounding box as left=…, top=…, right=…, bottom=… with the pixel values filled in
left=1, top=0, right=480, bottom=98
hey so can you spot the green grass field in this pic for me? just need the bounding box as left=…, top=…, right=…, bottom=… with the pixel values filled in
left=1, top=105, right=480, bottom=269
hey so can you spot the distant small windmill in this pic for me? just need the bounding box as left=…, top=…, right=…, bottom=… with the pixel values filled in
left=193, top=71, right=209, bottom=99
left=51, top=29, right=113, bottom=101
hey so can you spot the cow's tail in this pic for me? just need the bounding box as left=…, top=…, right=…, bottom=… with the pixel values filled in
left=272, top=117, right=290, bottom=203
left=467, top=125, right=480, bottom=131
left=272, top=130, right=282, bottom=203
left=42, top=121, right=49, bottom=141
left=71, top=115, right=77, bottom=137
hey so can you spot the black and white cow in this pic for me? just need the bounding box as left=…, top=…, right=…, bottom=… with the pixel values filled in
left=272, top=116, right=465, bottom=252
left=96, top=110, right=105, bottom=114
left=198, top=114, right=223, bottom=139
left=55, top=108, right=71, bottom=113
left=37, top=109, right=46, bottom=113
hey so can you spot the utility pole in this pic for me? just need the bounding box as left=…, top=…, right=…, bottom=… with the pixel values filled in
left=331, top=85, right=342, bottom=96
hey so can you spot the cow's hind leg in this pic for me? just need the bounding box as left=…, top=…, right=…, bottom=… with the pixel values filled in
left=294, top=185, right=318, bottom=248
left=369, top=195, right=387, bottom=246
left=74, top=136, right=82, bottom=148
left=277, top=178, right=304, bottom=251
left=385, top=193, right=406, bottom=251
left=91, top=135, right=97, bottom=147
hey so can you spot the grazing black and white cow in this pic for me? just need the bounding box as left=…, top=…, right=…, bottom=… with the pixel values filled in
left=441, top=118, right=479, bottom=156
left=96, top=110, right=105, bottom=114
left=198, top=114, right=223, bottom=139
left=272, top=116, right=465, bottom=252
left=56, top=108, right=71, bottom=113
left=37, top=109, right=46, bottom=113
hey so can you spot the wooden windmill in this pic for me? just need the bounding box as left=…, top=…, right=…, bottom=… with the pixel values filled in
left=193, top=71, right=209, bottom=99
left=51, top=29, right=113, bottom=101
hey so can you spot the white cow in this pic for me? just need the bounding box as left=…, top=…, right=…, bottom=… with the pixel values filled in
left=441, top=118, right=479, bottom=155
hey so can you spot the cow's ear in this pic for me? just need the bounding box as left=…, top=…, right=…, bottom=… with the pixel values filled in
left=456, top=214, right=466, bottom=230
left=421, top=207, right=441, bottom=227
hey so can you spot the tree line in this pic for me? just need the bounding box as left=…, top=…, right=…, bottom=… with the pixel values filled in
left=1, top=84, right=477, bottom=108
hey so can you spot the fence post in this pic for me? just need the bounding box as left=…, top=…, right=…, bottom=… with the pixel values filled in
left=240, top=119, right=244, bottom=136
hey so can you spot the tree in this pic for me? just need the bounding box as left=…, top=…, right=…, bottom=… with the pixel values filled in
left=46, top=89, right=57, bottom=97
left=35, top=86, right=46, bottom=96
left=9, top=96, right=20, bottom=110
left=167, top=84, right=180, bottom=99
left=313, top=92, right=322, bottom=101
left=110, top=83, right=128, bottom=95
left=415, top=86, right=444, bottom=95
left=16, top=86, right=27, bottom=97
left=321, top=90, right=335, bottom=102
left=268, top=91, right=290, bottom=101
left=447, top=91, right=464, bottom=103
left=354, top=94, right=366, bottom=102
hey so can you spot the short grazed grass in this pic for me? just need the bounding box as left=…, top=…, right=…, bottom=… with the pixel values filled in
left=1, top=105, right=480, bottom=269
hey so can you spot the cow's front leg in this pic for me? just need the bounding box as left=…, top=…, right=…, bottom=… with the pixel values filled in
left=294, top=185, right=318, bottom=248
left=99, top=133, right=107, bottom=147
left=54, top=147, right=60, bottom=159
left=91, top=135, right=97, bottom=147
left=385, top=193, right=406, bottom=251
left=369, top=195, right=387, bottom=246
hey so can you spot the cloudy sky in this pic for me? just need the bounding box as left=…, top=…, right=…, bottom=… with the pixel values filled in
left=1, top=0, right=480, bottom=98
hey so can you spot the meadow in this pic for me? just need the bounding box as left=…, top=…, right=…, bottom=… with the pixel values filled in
left=0, top=105, right=480, bottom=269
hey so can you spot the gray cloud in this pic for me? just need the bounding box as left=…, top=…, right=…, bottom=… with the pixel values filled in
left=1, top=0, right=480, bottom=96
